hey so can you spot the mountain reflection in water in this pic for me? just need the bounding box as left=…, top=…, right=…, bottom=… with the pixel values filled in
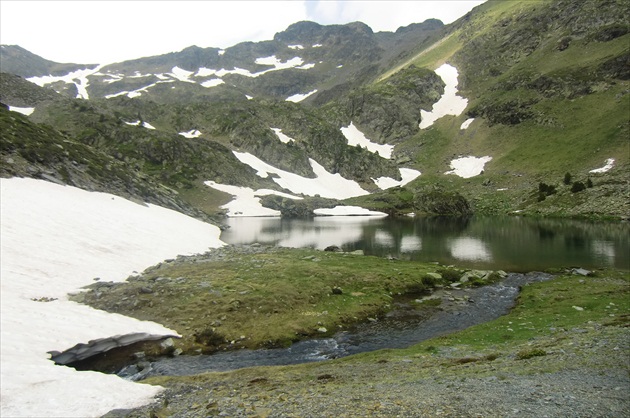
left=220, top=216, right=629, bottom=271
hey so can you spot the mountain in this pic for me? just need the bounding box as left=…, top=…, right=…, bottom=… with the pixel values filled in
left=1, top=0, right=628, bottom=220
left=0, top=44, right=97, bottom=78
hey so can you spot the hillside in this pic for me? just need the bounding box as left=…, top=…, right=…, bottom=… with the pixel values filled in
left=1, top=0, right=628, bottom=221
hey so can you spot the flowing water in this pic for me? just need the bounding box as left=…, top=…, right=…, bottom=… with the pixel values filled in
left=122, top=272, right=552, bottom=380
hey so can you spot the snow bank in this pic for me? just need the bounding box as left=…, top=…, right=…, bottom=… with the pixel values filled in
left=8, top=106, right=35, bottom=116
left=373, top=168, right=421, bottom=190
left=460, top=118, right=475, bottom=130
left=286, top=89, right=317, bottom=102
left=589, top=158, right=615, bottom=173
left=340, top=122, right=394, bottom=159
left=27, top=65, right=103, bottom=100
left=313, top=206, right=387, bottom=216
left=179, top=129, right=202, bottom=138
left=204, top=181, right=302, bottom=217
left=419, top=64, right=468, bottom=129
left=445, top=156, right=492, bottom=178
left=0, top=178, right=224, bottom=417
left=271, top=128, right=295, bottom=143
left=233, top=151, right=369, bottom=199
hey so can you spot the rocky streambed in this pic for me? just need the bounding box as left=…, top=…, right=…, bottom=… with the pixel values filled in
left=115, top=271, right=553, bottom=380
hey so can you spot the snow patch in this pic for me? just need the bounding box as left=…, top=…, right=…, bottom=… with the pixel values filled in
left=201, top=78, right=224, bottom=88
left=179, top=129, right=202, bottom=138
left=340, top=122, right=394, bottom=159
left=419, top=64, right=468, bottom=129
left=27, top=65, right=103, bottom=100
left=233, top=151, right=369, bottom=199
left=288, top=44, right=304, bottom=50
left=589, top=158, right=615, bottom=173
left=271, top=128, right=295, bottom=143
left=460, top=118, right=475, bottom=130
left=8, top=106, right=35, bottom=116
left=286, top=90, right=317, bottom=102
left=124, top=120, right=156, bottom=130
left=204, top=181, right=302, bottom=217
left=373, top=168, right=421, bottom=190
left=445, top=156, right=492, bottom=178
left=0, top=178, right=223, bottom=417
left=313, top=206, right=387, bottom=216
left=168, top=66, right=195, bottom=83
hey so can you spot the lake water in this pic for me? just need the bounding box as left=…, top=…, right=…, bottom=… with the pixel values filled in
left=220, top=215, right=629, bottom=271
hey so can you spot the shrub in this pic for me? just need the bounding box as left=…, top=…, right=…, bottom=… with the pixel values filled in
left=516, top=348, right=547, bottom=360
left=571, top=181, right=586, bottom=193
left=563, top=172, right=572, bottom=185
left=586, top=178, right=593, bottom=188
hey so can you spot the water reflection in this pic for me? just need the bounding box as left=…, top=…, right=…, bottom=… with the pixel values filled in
left=220, top=216, right=629, bottom=271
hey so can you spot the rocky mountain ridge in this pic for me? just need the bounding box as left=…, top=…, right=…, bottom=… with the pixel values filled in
left=1, top=0, right=628, bottom=220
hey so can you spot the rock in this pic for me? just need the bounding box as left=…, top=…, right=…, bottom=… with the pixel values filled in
left=425, top=272, right=442, bottom=280
left=324, top=245, right=343, bottom=252
left=332, top=286, right=343, bottom=295
left=317, top=327, right=327, bottom=333
left=572, top=268, right=591, bottom=276
left=350, top=250, right=364, bottom=255
left=139, top=286, right=154, bottom=294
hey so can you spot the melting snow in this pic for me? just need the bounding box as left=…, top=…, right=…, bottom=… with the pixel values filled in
left=286, top=90, right=317, bottom=102
left=445, top=156, right=492, bottom=178
left=271, top=128, right=295, bottom=143
left=8, top=106, right=35, bottom=116
left=288, top=45, right=304, bottom=50
left=340, top=122, right=394, bottom=159
left=168, top=66, right=195, bottom=83
left=124, top=120, right=156, bottom=130
left=313, top=206, right=387, bottom=216
left=460, top=118, right=475, bottom=130
left=179, top=129, right=202, bottom=138
left=201, top=78, right=224, bottom=88
left=27, top=65, right=103, bottom=100
left=0, top=177, right=223, bottom=417
left=373, top=168, right=422, bottom=190
left=232, top=151, right=369, bottom=199
left=204, top=181, right=302, bottom=217
left=589, top=158, right=615, bottom=173
left=419, top=64, right=468, bottom=129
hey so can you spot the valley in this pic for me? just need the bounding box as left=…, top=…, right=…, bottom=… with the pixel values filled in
left=0, top=0, right=628, bottom=416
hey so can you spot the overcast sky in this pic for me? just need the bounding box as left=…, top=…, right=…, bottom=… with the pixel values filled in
left=1, top=1, right=485, bottom=65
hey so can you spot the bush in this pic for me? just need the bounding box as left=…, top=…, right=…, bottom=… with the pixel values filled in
left=563, top=172, right=572, bottom=185
left=571, top=181, right=586, bottom=193
left=516, top=348, right=547, bottom=360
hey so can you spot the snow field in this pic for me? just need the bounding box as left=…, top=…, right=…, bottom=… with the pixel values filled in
left=1, top=178, right=224, bottom=417
left=419, top=64, right=468, bottom=129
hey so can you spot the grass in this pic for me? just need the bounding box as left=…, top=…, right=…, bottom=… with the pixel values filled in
left=74, top=247, right=457, bottom=352
left=125, top=262, right=629, bottom=418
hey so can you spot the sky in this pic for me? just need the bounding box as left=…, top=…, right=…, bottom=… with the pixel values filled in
left=0, top=0, right=486, bottom=65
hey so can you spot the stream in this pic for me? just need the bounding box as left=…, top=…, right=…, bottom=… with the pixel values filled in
left=119, top=271, right=553, bottom=380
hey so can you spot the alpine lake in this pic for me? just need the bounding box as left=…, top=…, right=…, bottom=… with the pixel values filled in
left=220, top=215, right=629, bottom=272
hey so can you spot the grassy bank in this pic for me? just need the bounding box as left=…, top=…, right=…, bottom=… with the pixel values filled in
left=104, top=263, right=628, bottom=417
left=75, top=246, right=487, bottom=353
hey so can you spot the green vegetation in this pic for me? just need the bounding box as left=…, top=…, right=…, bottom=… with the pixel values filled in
left=117, top=262, right=628, bottom=417
left=72, top=247, right=506, bottom=353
